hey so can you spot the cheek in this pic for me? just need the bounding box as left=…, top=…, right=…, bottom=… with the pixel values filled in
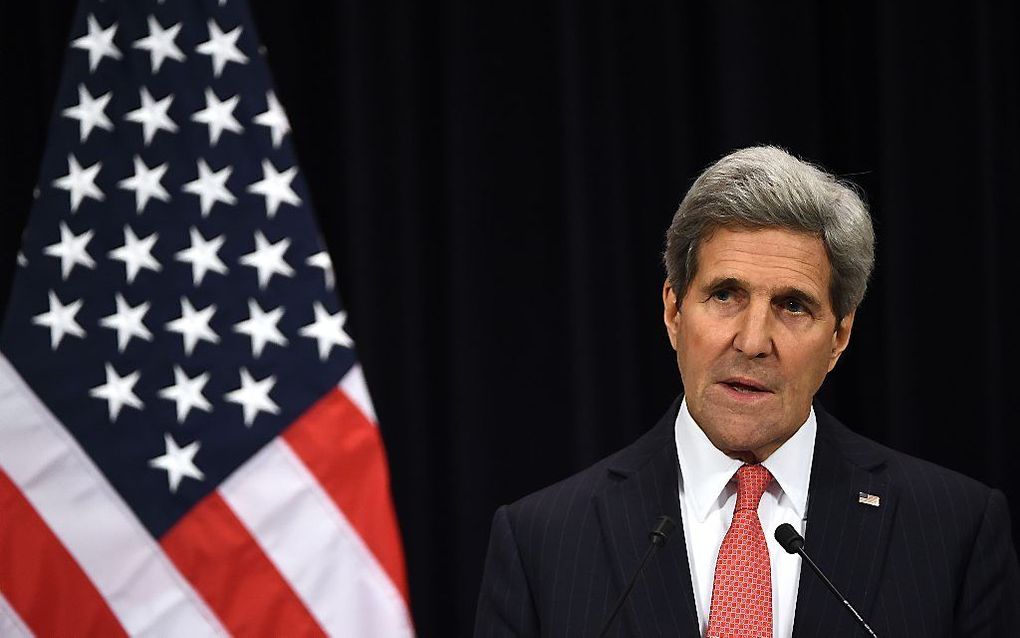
left=782, top=339, right=837, bottom=393
left=675, top=319, right=727, bottom=381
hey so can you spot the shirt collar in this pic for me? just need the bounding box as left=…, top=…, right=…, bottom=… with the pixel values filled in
left=760, top=406, right=815, bottom=520
left=674, top=398, right=816, bottom=522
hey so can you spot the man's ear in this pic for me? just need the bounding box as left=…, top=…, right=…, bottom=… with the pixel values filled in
left=828, top=310, right=855, bottom=372
left=663, top=280, right=679, bottom=350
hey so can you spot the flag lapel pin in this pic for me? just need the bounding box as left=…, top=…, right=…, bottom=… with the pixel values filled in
left=858, top=492, right=881, bottom=507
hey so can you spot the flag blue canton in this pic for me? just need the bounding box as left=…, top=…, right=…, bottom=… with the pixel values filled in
left=1, top=0, right=356, bottom=538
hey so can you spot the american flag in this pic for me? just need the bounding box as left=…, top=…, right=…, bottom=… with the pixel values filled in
left=0, top=0, right=412, bottom=635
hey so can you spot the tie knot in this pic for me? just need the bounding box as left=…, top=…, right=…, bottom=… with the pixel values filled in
left=734, top=463, right=772, bottom=511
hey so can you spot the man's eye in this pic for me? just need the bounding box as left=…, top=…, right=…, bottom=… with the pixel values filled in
left=782, top=299, right=807, bottom=314
left=711, top=290, right=733, bottom=302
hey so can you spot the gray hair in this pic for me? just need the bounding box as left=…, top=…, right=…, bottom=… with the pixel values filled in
left=663, top=146, right=875, bottom=320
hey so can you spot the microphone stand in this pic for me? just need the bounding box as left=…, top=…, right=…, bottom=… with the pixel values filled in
left=598, top=516, right=676, bottom=637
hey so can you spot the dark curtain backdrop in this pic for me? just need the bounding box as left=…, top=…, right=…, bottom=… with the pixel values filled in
left=3, top=2, right=1019, bottom=635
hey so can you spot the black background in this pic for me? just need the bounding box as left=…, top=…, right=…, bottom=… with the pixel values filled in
left=2, top=2, right=1018, bottom=636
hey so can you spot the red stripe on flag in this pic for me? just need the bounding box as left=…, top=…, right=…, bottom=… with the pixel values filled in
left=161, top=491, right=325, bottom=637
left=0, top=468, right=126, bottom=637
left=283, top=387, right=409, bottom=601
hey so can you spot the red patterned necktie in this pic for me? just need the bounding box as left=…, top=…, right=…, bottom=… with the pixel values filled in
left=707, top=463, right=774, bottom=638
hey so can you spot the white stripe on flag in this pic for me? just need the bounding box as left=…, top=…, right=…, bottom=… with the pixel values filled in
left=219, top=437, right=412, bottom=637
left=0, top=592, right=34, bottom=638
left=0, top=355, right=225, bottom=637
left=339, top=363, right=378, bottom=423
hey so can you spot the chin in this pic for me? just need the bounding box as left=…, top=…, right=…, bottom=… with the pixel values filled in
left=717, top=434, right=771, bottom=456
left=705, top=418, right=777, bottom=457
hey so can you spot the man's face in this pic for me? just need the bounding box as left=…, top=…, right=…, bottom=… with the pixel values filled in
left=663, top=226, right=854, bottom=462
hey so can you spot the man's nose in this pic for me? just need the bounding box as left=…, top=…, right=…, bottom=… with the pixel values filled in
left=732, top=302, right=774, bottom=358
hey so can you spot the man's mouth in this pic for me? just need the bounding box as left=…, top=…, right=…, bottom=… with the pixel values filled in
left=719, top=377, right=773, bottom=394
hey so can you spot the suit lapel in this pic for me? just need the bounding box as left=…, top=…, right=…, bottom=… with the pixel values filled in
left=792, top=407, right=897, bottom=636
left=593, top=402, right=700, bottom=637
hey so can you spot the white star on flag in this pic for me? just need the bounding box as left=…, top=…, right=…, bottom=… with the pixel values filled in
left=32, top=291, right=86, bottom=349
left=89, top=363, right=144, bottom=422
left=43, top=221, right=96, bottom=280
left=253, top=91, right=290, bottom=148
left=306, top=251, right=335, bottom=289
left=53, top=154, right=104, bottom=212
left=239, top=230, right=294, bottom=289
left=225, top=367, right=279, bottom=426
left=166, top=297, right=220, bottom=356
left=195, top=19, right=249, bottom=77
left=132, top=16, right=185, bottom=73
left=124, top=87, right=178, bottom=145
left=158, top=366, right=213, bottom=423
left=191, top=88, right=243, bottom=146
left=108, top=225, right=161, bottom=284
left=246, top=159, right=301, bottom=218
left=71, top=14, right=122, bottom=72
left=182, top=159, right=236, bottom=216
left=61, top=83, right=113, bottom=142
left=233, top=299, right=287, bottom=358
left=299, top=302, right=353, bottom=361
left=99, top=293, right=153, bottom=352
left=175, top=227, right=228, bottom=285
left=148, top=433, right=204, bottom=493
left=118, top=155, right=170, bottom=213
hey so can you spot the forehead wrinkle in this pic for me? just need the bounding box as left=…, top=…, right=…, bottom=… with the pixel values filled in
left=712, top=244, right=827, bottom=273
left=706, top=229, right=828, bottom=265
left=709, top=253, right=828, bottom=298
left=717, top=228, right=822, bottom=251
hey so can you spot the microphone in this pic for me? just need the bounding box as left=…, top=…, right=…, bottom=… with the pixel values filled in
left=598, top=516, right=676, bottom=637
left=774, top=523, right=878, bottom=637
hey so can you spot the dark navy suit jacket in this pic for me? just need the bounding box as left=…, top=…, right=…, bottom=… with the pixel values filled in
left=475, top=398, right=1020, bottom=637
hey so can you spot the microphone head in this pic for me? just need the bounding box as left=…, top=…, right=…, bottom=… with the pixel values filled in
left=649, top=516, right=676, bottom=547
left=774, top=523, right=805, bottom=554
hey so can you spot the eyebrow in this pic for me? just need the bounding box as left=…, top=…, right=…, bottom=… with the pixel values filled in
left=702, top=276, right=824, bottom=313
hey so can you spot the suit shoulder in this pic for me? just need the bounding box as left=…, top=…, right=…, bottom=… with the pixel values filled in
left=822, top=412, right=1000, bottom=506
left=860, top=430, right=991, bottom=495
left=504, top=417, right=674, bottom=528
left=504, top=444, right=624, bottom=520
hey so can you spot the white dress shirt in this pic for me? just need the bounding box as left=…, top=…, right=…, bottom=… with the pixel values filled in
left=674, top=398, right=816, bottom=638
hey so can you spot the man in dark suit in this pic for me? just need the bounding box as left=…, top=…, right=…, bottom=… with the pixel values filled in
left=475, top=147, right=1020, bottom=637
